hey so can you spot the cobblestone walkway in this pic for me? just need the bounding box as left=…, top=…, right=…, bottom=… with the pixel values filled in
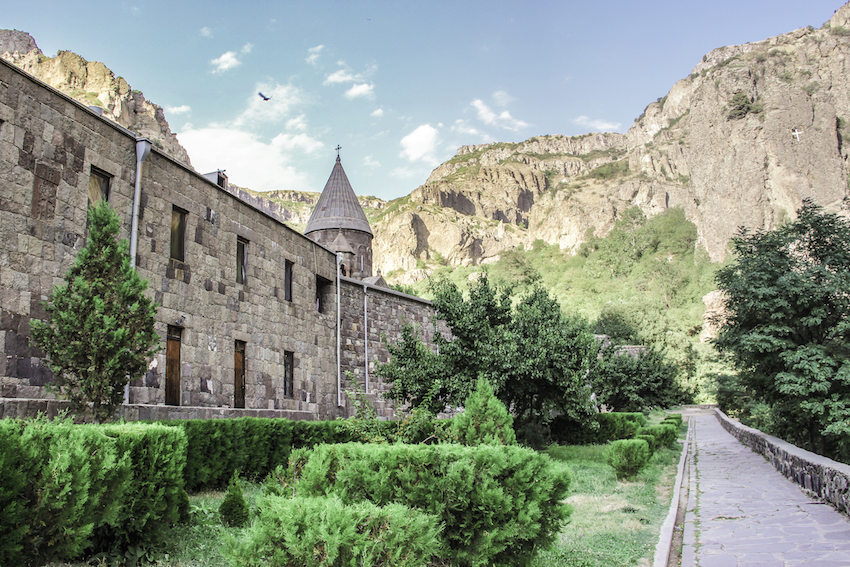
left=681, top=412, right=850, bottom=567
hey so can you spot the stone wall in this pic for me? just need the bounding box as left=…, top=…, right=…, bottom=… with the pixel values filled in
left=339, top=277, right=444, bottom=418
left=0, top=57, right=441, bottom=422
left=715, top=409, right=850, bottom=516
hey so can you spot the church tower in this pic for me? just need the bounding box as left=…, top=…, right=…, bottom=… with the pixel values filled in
left=304, top=153, right=374, bottom=279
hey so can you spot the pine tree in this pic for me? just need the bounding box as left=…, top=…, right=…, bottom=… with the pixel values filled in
left=452, top=378, right=517, bottom=446
left=31, top=201, right=159, bottom=423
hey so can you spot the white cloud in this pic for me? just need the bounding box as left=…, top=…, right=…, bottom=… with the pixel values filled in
left=179, top=126, right=320, bottom=192
left=450, top=119, right=492, bottom=140
left=371, top=108, right=384, bottom=118
left=324, top=69, right=360, bottom=85
left=200, top=27, right=213, bottom=38
left=235, top=83, right=304, bottom=127
left=306, top=45, right=324, bottom=65
left=211, top=51, right=241, bottom=74
left=471, top=99, right=528, bottom=132
left=400, top=124, right=441, bottom=165
left=286, top=114, right=308, bottom=131
left=345, top=83, right=374, bottom=99
left=364, top=155, right=380, bottom=168
left=241, top=43, right=254, bottom=54
left=390, top=166, right=423, bottom=179
left=572, top=115, right=622, bottom=132
left=165, top=104, right=191, bottom=115
left=493, top=90, right=515, bottom=107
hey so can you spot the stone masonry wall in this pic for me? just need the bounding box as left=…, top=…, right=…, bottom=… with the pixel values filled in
left=715, top=409, right=850, bottom=516
left=339, top=277, right=444, bottom=418
left=0, top=58, right=346, bottom=420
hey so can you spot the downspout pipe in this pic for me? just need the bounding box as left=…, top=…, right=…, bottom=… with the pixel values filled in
left=337, top=253, right=342, bottom=407
left=125, top=137, right=152, bottom=405
left=363, top=283, right=369, bottom=394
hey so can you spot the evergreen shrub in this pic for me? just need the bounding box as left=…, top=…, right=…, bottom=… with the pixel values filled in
left=0, top=418, right=189, bottom=565
left=637, top=424, right=678, bottom=448
left=92, top=422, right=188, bottom=552
left=18, top=417, right=129, bottom=564
left=607, top=439, right=651, bottom=479
left=635, top=433, right=657, bottom=453
left=452, top=378, right=517, bottom=445
left=220, top=472, right=250, bottom=528
left=288, top=442, right=571, bottom=567
left=226, top=496, right=442, bottom=567
left=663, top=413, right=683, bottom=427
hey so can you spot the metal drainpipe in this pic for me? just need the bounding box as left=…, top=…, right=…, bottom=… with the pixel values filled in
left=125, top=137, right=152, bottom=405
left=363, top=283, right=369, bottom=394
left=336, top=253, right=342, bottom=407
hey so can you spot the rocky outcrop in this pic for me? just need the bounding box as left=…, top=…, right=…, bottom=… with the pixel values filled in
left=0, top=30, right=191, bottom=165
left=368, top=4, right=850, bottom=276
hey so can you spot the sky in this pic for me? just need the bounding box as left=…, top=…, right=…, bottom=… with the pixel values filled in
left=4, top=1, right=845, bottom=201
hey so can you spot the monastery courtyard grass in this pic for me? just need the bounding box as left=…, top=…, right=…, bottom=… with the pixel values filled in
left=47, top=433, right=683, bottom=567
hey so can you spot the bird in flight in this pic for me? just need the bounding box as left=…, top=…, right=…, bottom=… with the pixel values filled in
left=258, top=92, right=271, bottom=101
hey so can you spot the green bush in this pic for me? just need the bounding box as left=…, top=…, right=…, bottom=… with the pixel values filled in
left=18, top=417, right=129, bottom=564
left=637, top=424, right=678, bottom=449
left=607, top=439, right=651, bottom=479
left=0, top=420, right=33, bottom=566
left=220, top=472, right=250, bottom=528
left=91, top=422, right=188, bottom=553
left=288, top=443, right=571, bottom=567
left=0, top=418, right=189, bottom=565
left=635, top=434, right=657, bottom=454
left=663, top=413, right=683, bottom=427
left=452, top=378, right=517, bottom=445
left=550, top=412, right=647, bottom=445
left=226, top=496, right=443, bottom=567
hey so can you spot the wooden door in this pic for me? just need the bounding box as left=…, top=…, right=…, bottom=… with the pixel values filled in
left=165, top=326, right=181, bottom=406
left=234, top=340, right=246, bottom=408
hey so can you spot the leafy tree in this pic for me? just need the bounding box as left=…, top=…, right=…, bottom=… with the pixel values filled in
left=591, top=346, right=681, bottom=412
left=380, top=276, right=599, bottom=441
left=31, top=201, right=160, bottom=423
left=714, top=200, right=850, bottom=460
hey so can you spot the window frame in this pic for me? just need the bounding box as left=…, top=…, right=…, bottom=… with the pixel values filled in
left=236, top=236, right=248, bottom=285
left=284, top=259, right=294, bottom=302
left=87, top=167, right=111, bottom=209
left=170, top=205, right=187, bottom=262
left=283, top=350, right=294, bottom=399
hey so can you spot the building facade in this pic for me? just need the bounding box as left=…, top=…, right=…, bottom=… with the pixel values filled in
left=0, top=58, right=438, bottom=421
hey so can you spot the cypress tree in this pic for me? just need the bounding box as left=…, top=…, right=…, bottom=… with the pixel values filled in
left=31, top=201, right=159, bottom=423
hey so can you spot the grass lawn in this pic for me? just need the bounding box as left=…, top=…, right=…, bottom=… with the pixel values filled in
left=535, top=432, right=684, bottom=567
left=48, top=425, right=684, bottom=567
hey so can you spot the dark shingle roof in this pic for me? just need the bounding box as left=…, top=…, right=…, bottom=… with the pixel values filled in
left=304, top=156, right=373, bottom=236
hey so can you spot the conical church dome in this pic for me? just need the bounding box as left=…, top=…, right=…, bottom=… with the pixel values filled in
left=304, top=156, right=373, bottom=236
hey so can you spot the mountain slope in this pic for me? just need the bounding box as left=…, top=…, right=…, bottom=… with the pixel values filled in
left=366, top=3, right=850, bottom=282
left=0, top=30, right=190, bottom=165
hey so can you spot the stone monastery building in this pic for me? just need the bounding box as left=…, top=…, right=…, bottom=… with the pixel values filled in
left=0, top=57, right=441, bottom=420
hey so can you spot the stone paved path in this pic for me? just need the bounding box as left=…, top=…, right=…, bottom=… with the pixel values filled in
left=681, top=411, right=850, bottom=567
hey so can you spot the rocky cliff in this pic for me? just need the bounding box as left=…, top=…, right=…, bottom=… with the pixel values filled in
left=365, top=3, right=850, bottom=281
left=0, top=30, right=191, bottom=165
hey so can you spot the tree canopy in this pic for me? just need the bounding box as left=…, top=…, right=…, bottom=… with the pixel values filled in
left=714, top=200, right=850, bottom=460
left=31, top=201, right=160, bottom=422
left=380, top=276, right=599, bottom=442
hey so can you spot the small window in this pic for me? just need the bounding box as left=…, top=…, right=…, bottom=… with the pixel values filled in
left=237, top=237, right=248, bottom=284
left=284, top=259, right=293, bottom=302
left=283, top=351, right=294, bottom=398
left=316, top=275, right=332, bottom=313
left=170, top=206, right=187, bottom=262
left=88, top=168, right=111, bottom=208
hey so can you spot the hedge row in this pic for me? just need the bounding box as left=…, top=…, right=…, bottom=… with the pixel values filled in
left=0, top=418, right=187, bottom=566
left=158, top=417, right=385, bottom=491
left=283, top=442, right=571, bottom=567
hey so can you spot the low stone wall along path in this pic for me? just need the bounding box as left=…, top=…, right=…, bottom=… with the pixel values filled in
left=681, top=411, right=850, bottom=567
